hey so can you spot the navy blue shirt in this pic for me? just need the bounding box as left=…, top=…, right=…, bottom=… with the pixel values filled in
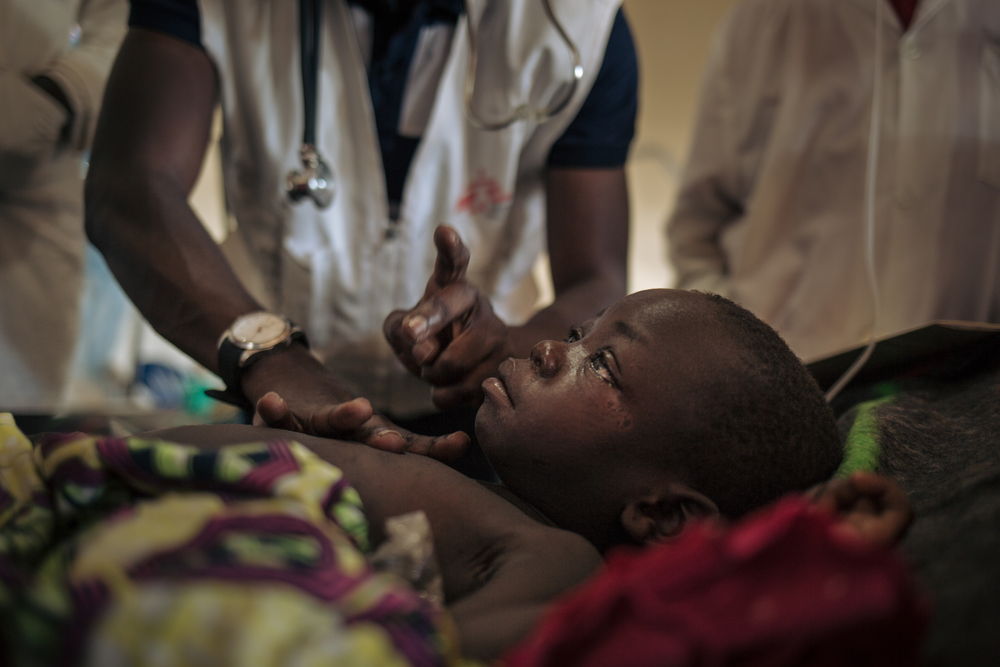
left=129, top=0, right=638, bottom=205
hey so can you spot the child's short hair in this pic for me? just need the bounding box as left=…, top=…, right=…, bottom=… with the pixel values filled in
left=671, top=293, right=842, bottom=517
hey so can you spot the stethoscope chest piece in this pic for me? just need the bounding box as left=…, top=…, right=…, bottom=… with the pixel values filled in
left=285, top=0, right=584, bottom=210
left=286, top=0, right=333, bottom=210
left=286, top=143, right=334, bottom=209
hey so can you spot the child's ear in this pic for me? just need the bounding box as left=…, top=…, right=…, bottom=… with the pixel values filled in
left=620, top=485, right=719, bottom=545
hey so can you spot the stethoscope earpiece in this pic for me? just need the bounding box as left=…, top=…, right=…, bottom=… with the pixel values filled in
left=463, top=0, right=583, bottom=131
left=286, top=144, right=334, bottom=209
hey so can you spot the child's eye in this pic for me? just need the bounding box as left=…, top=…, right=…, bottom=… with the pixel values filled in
left=589, top=347, right=618, bottom=387
left=565, top=326, right=583, bottom=343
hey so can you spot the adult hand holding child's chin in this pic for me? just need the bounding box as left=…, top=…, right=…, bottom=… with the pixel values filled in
left=384, top=225, right=515, bottom=410
left=243, top=343, right=469, bottom=460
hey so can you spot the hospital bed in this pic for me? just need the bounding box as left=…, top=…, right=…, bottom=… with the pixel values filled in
left=3, top=325, right=998, bottom=665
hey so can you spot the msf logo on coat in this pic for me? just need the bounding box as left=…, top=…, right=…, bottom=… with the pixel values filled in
left=455, top=170, right=512, bottom=217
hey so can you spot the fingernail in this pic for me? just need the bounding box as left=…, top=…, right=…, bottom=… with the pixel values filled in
left=376, top=429, right=402, bottom=440
left=405, top=315, right=428, bottom=338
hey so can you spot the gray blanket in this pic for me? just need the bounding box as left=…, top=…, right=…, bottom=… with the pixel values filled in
left=835, top=345, right=1000, bottom=666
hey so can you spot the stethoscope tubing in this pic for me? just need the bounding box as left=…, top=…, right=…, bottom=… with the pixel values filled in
left=287, top=0, right=586, bottom=208
left=299, top=0, right=321, bottom=147
left=463, top=0, right=584, bottom=130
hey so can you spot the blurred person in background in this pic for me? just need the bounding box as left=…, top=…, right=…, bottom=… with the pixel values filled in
left=0, top=0, right=127, bottom=412
left=667, top=0, right=1000, bottom=362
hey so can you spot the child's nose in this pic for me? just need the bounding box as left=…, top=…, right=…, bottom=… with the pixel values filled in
left=530, top=339, right=562, bottom=378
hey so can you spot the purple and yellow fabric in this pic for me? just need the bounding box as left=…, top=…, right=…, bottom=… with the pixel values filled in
left=0, top=413, right=458, bottom=666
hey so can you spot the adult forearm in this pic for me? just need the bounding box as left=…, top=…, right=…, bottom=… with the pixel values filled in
left=85, top=173, right=260, bottom=372
left=508, top=270, right=626, bottom=356
left=531, top=167, right=629, bottom=356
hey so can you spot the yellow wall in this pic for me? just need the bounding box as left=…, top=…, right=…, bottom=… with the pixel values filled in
left=188, top=110, right=227, bottom=242
left=623, top=0, right=738, bottom=291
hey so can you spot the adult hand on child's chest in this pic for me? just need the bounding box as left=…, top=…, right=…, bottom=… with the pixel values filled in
left=244, top=342, right=470, bottom=460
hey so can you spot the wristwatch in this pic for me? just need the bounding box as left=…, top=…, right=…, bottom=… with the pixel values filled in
left=211, top=311, right=308, bottom=409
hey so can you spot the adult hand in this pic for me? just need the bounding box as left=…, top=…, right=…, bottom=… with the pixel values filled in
left=809, top=471, right=913, bottom=548
left=384, top=225, right=513, bottom=410
left=242, top=343, right=469, bottom=461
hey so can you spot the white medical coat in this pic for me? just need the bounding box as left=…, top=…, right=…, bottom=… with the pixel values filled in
left=200, top=0, right=621, bottom=417
left=667, top=0, right=1000, bottom=362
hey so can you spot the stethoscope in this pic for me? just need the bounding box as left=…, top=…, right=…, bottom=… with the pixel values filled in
left=824, top=0, right=885, bottom=402
left=286, top=0, right=334, bottom=209
left=463, top=0, right=583, bottom=131
left=286, top=0, right=583, bottom=209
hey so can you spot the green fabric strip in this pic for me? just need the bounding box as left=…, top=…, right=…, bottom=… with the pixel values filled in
left=836, top=395, right=895, bottom=477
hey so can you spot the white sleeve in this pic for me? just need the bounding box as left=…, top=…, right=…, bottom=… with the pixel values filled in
left=41, top=0, right=129, bottom=151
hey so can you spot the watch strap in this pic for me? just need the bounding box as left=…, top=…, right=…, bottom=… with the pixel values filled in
left=204, top=387, right=254, bottom=413
left=210, top=319, right=308, bottom=413
left=217, top=336, right=246, bottom=398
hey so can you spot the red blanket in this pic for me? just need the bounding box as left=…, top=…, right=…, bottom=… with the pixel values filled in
left=507, top=498, right=926, bottom=667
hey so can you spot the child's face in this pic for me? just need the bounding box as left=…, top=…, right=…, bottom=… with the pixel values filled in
left=476, top=290, right=727, bottom=518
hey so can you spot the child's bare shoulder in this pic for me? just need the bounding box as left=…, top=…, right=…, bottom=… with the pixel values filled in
left=144, top=424, right=596, bottom=596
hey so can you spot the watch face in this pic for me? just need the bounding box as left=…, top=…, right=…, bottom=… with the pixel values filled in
left=230, top=312, right=291, bottom=349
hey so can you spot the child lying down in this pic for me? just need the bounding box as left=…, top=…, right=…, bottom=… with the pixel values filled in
left=0, top=289, right=917, bottom=664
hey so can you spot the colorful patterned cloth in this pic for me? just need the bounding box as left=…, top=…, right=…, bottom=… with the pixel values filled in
left=0, top=414, right=457, bottom=666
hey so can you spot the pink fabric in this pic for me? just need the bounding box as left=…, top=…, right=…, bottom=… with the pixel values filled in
left=506, top=498, right=927, bottom=667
